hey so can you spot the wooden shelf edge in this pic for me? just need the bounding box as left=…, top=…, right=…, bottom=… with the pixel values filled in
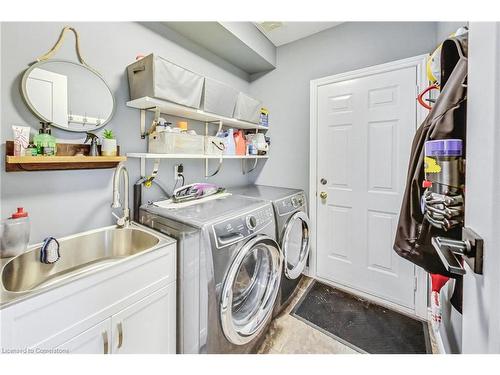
left=5, top=141, right=126, bottom=172
left=6, top=155, right=127, bottom=164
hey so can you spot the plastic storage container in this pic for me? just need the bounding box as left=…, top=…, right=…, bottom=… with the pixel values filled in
left=1, top=208, right=30, bottom=258
left=149, top=132, right=205, bottom=154
left=201, top=78, right=239, bottom=118
left=233, top=92, right=262, bottom=124
left=127, top=54, right=205, bottom=109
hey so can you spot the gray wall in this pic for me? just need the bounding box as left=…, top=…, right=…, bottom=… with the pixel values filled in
left=1, top=22, right=252, bottom=243
left=436, top=22, right=467, bottom=43
left=248, top=22, right=440, bottom=196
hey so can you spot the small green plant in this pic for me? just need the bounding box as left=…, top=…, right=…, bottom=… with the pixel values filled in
left=103, top=129, right=115, bottom=139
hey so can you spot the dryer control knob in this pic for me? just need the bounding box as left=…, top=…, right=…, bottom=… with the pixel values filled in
left=246, top=215, right=258, bottom=230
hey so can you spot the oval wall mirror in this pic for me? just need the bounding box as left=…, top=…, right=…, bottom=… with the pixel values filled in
left=20, top=27, right=115, bottom=132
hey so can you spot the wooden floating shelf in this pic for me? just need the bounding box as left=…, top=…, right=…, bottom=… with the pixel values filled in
left=126, top=153, right=268, bottom=160
left=127, top=97, right=269, bottom=131
left=5, top=141, right=126, bottom=172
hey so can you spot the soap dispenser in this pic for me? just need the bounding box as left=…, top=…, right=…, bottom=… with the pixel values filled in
left=34, top=122, right=57, bottom=156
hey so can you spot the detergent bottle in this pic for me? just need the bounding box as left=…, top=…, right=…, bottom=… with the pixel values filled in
left=224, top=129, right=236, bottom=155
left=233, top=130, right=246, bottom=156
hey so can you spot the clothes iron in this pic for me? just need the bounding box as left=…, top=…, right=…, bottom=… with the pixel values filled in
left=172, top=183, right=225, bottom=203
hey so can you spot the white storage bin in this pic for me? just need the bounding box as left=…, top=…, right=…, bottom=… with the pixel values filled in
left=127, top=54, right=205, bottom=109
left=205, top=136, right=225, bottom=156
left=149, top=132, right=205, bottom=154
left=201, top=78, right=238, bottom=118
left=233, top=92, right=262, bottom=124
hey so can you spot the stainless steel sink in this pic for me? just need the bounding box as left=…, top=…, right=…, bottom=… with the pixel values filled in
left=1, top=224, right=170, bottom=298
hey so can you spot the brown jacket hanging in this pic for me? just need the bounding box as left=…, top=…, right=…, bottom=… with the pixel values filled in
left=393, top=34, right=468, bottom=278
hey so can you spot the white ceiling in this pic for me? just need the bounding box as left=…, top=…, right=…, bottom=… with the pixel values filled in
left=254, top=22, right=343, bottom=46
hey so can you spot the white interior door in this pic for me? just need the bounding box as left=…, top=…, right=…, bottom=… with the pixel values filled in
left=315, top=63, right=419, bottom=310
left=26, top=67, right=68, bottom=127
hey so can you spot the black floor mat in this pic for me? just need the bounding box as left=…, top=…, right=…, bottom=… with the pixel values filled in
left=291, top=281, right=431, bottom=354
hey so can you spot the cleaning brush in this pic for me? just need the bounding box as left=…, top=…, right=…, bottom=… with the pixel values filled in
left=40, top=237, right=60, bottom=264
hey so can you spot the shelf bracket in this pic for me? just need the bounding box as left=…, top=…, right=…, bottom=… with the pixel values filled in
left=140, top=157, right=161, bottom=186
left=205, top=120, right=223, bottom=135
left=242, top=158, right=259, bottom=175
left=140, top=109, right=146, bottom=139
left=140, top=107, right=161, bottom=139
left=205, top=157, right=223, bottom=178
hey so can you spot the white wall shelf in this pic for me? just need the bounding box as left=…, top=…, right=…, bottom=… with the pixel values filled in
left=126, top=97, right=269, bottom=178
left=127, top=152, right=267, bottom=179
left=126, top=97, right=268, bottom=131
left=126, top=153, right=268, bottom=160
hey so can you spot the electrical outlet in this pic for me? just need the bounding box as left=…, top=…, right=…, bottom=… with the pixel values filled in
left=174, top=164, right=183, bottom=181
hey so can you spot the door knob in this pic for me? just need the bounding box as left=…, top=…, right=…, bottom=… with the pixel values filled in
left=319, top=192, right=328, bottom=199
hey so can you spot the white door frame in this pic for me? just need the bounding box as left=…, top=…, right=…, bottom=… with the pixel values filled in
left=308, top=54, right=429, bottom=319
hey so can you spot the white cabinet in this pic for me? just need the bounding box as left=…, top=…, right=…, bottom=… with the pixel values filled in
left=112, top=283, right=176, bottom=354
left=56, top=319, right=112, bottom=354
left=1, top=242, right=177, bottom=355
left=53, top=283, right=176, bottom=354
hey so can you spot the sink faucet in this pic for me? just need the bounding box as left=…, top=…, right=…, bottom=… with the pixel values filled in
left=111, top=162, right=130, bottom=227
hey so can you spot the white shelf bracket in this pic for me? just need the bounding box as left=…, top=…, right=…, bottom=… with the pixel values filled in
left=205, top=157, right=223, bottom=178
left=140, top=157, right=161, bottom=184
left=140, top=107, right=161, bottom=139
left=140, top=109, right=146, bottom=139
left=242, top=158, right=259, bottom=175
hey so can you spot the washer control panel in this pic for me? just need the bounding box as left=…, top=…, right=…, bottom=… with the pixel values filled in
left=276, top=193, right=306, bottom=216
left=213, top=206, right=274, bottom=249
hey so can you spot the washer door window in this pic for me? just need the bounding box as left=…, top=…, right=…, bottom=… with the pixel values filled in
left=282, top=211, right=310, bottom=280
left=220, top=235, right=282, bottom=345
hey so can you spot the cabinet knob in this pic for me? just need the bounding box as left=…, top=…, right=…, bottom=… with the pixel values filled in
left=319, top=192, right=328, bottom=200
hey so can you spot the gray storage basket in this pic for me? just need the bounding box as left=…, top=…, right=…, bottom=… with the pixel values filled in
left=201, top=78, right=238, bottom=118
left=127, top=54, right=204, bottom=109
left=233, top=92, right=262, bottom=124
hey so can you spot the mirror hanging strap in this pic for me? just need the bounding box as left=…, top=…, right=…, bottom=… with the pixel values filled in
left=37, top=26, right=89, bottom=67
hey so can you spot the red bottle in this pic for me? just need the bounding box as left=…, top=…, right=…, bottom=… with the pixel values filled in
left=233, top=130, right=246, bottom=156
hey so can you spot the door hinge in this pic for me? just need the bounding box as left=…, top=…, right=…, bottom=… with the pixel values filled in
left=414, top=275, right=418, bottom=292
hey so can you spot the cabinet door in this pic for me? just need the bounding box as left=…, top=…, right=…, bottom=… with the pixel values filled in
left=111, top=283, right=176, bottom=354
left=56, top=319, right=112, bottom=354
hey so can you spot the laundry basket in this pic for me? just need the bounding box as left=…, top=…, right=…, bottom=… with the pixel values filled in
left=127, top=54, right=205, bottom=109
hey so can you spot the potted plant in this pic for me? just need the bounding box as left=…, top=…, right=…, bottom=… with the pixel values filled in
left=101, top=129, right=117, bottom=156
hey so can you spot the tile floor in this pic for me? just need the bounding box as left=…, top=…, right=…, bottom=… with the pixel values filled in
left=258, top=277, right=438, bottom=354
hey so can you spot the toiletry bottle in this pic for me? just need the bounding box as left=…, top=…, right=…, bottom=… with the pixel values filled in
left=1, top=207, right=30, bottom=258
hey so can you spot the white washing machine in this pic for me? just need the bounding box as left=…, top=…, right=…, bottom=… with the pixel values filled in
left=139, top=194, right=282, bottom=353
left=229, top=185, right=311, bottom=315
